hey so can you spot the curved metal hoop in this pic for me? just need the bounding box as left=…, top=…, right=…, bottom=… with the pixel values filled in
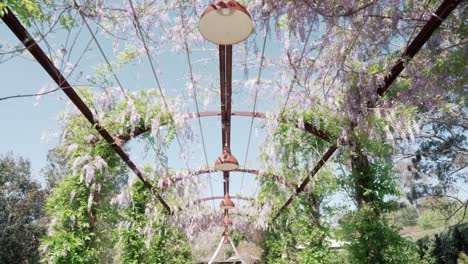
left=191, top=111, right=331, bottom=142
left=159, top=168, right=294, bottom=190
left=116, top=111, right=332, bottom=143
left=194, top=195, right=254, bottom=204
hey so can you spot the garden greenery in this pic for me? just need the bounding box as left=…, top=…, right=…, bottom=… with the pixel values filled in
left=0, top=0, right=466, bottom=263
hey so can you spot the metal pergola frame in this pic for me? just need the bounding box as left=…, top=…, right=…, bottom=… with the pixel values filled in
left=1, top=0, right=461, bottom=227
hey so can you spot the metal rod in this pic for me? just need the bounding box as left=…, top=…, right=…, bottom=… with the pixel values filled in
left=272, top=146, right=337, bottom=221
left=223, top=171, right=229, bottom=195
left=374, top=0, right=460, bottom=99
left=1, top=8, right=172, bottom=214
left=225, top=45, right=233, bottom=146
left=219, top=45, right=227, bottom=149
left=208, top=236, right=225, bottom=264
left=219, top=45, right=233, bottom=196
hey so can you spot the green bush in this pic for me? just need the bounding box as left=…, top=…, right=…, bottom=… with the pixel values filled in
left=458, top=252, right=468, bottom=264
left=416, top=223, right=468, bottom=264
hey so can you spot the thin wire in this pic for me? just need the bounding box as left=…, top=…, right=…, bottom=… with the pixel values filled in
left=240, top=24, right=269, bottom=198
left=279, top=24, right=314, bottom=114
left=177, top=1, right=216, bottom=208
left=229, top=235, right=246, bottom=263
left=1, top=26, right=96, bottom=102
left=127, top=0, right=191, bottom=172
left=74, top=1, right=127, bottom=97
left=252, top=24, right=314, bottom=199
left=208, top=236, right=226, bottom=264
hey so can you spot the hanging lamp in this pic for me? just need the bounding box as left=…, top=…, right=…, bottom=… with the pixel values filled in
left=199, top=0, right=253, bottom=45
left=219, top=192, right=235, bottom=209
left=221, top=213, right=233, bottom=226
left=222, top=228, right=230, bottom=244
left=214, top=144, right=239, bottom=171
left=222, top=227, right=230, bottom=237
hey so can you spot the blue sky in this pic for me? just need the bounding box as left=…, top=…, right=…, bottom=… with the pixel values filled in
left=0, top=26, right=66, bottom=182
left=0, top=16, right=281, bottom=204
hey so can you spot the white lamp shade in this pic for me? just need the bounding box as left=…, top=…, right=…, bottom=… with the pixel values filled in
left=214, top=162, right=239, bottom=171
left=199, top=1, right=253, bottom=45
left=214, top=144, right=239, bottom=171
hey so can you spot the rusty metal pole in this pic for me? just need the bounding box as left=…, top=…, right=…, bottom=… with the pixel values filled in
left=219, top=44, right=234, bottom=197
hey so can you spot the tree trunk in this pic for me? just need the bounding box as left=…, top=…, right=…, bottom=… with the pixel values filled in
left=351, top=143, right=375, bottom=208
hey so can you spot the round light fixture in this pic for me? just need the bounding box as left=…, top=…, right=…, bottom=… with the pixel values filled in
left=214, top=144, right=239, bottom=171
left=222, top=227, right=230, bottom=243
left=221, top=214, right=233, bottom=226
left=222, top=228, right=230, bottom=237
left=219, top=192, right=235, bottom=210
left=199, top=0, right=253, bottom=45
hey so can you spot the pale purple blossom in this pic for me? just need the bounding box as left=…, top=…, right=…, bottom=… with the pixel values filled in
left=69, top=190, right=76, bottom=204
left=87, top=192, right=94, bottom=214
left=83, top=164, right=95, bottom=186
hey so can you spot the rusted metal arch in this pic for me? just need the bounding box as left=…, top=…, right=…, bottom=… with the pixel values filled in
left=272, top=0, right=461, bottom=221
left=194, top=196, right=254, bottom=204
left=159, top=168, right=294, bottom=190
left=0, top=9, right=174, bottom=213
left=193, top=111, right=332, bottom=142
left=116, top=111, right=332, bottom=144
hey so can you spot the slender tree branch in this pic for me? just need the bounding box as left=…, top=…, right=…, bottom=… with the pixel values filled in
left=0, top=88, right=61, bottom=101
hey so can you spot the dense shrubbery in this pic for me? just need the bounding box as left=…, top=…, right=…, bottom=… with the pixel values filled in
left=417, top=223, right=468, bottom=264
left=0, top=154, right=46, bottom=263
left=36, top=89, right=194, bottom=263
